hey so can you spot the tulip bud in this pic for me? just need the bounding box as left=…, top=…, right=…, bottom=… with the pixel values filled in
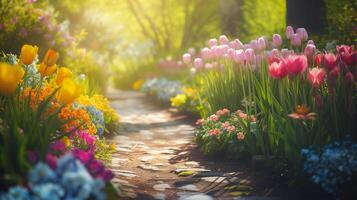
left=42, top=49, right=59, bottom=67
left=307, top=40, right=314, bottom=45
left=249, top=40, right=258, bottom=50
left=314, top=54, right=323, bottom=66
left=208, top=38, right=218, bottom=47
left=205, top=63, right=213, bottom=69
left=227, top=48, right=235, bottom=60
left=285, top=26, right=294, bottom=39
left=272, top=34, right=282, bottom=47
left=20, top=44, right=38, bottom=65
left=188, top=48, right=196, bottom=55
left=182, top=53, right=191, bottom=64
left=257, top=37, right=266, bottom=51
left=229, top=39, right=244, bottom=49
left=304, top=44, right=316, bottom=58
left=345, top=71, right=354, bottom=85
left=219, top=35, right=229, bottom=45
left=201, top=48, right=210, bottom=60
left=233, top=49, right=245, bottom=64
left=296, top=28, right=308, bottom=41
left=244, top=48, right=256, bottom=64
left=193, top=58, right=203, bottom=69
left=291, top=34, right=301, bottom=46
left=323, top=53, right=337, bottom=70
left=56, top=67, right=73, bottom=85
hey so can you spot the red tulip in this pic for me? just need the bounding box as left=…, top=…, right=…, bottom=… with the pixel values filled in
left=336, top=45, right=354, bottom=66
left=308, top=68, right=325, bottom=87
left=323, top=53, right=337, bottom=70
left=269, top=60, right=287, bottom=79
left=314, top=54, right=323, bottom=66
left=345, top=71, right=354, bottom=85
left=283, top=55, right=307, bottom=76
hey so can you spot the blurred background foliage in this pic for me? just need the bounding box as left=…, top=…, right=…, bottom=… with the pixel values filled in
left=0, top=0, right=355, bottom=90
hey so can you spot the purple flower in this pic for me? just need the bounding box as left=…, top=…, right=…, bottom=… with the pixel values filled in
left=50, top=141, right=66, bottom=152
left=19, top=27, right=28, bottom=38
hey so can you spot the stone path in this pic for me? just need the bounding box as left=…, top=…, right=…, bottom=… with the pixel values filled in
left=106, top=89, right=281, bottom=200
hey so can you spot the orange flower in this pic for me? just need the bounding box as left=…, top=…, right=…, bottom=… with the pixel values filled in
left=43, top=49, right=59, bottom=66
left=58, top=105, right=97, bottom=135
left=288, top=105, right=317, bottom=120
left=38, top=49, right=59, bottom=77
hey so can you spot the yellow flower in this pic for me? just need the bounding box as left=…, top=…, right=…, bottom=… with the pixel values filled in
left=132, top=79, right=144, bottom=90
left=20, top=44, right=38, bottom=65
left=43, top=49, right=59, bottom=66
left=170, top=94, right=187, bottom=107
left=62, top=136, right=71, bottom=148
left=0, top=62, right=24, bottom=95
left=110, top=143, right=117, bottom=151
left=56, top=67, right=73, bottom=86
left=57, top=78, right=81, bottom=104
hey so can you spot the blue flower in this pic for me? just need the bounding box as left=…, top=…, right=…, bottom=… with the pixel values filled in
left=91, top=179, right=106, bottom=200
left=4, top=186, right=31, bottom=200
left=60, top=160, right=94, bottom=199
left=32, top=183, right=64, bottom=200
left=56, top=154, right=77, bottom=174
left=28, top=162, right=57, bottom=185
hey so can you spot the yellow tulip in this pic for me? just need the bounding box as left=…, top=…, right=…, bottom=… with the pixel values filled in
left=42, top=49, right=59, bottom=66
left=57, top=78, right=81, bottom=104
left=56, top=67, right=73, bottom=86
left=38, top=63, right=57, bottom=77
left=0, top=62, right=24, bottom=95
left=20, top=44, right=38, bottom=65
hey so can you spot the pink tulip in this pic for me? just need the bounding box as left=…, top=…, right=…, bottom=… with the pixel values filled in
left=244, top=48, right=256, bottom=64
left=281, top=49, right=294, bottom=58
left=194, top=58, right=203, bottom=69
left=257, top=37, right=266, bottom=50
left=272, top=34, right=283, bottom=47
left=291, top=34, right=302, bottom=46
left=227, top=48, right=235, bottom=59
left=182, top=53, right=191, bottom=64
left=201, top=47, right=211, bottom=60
left=269, top=60, right=288, bottom=79
left=296, top=28, right=308, bottom=41
left=304, top=44, right=316, bottom=58
left=219, top=35, right=229, bottom=45
left=286, top=26, right=294, bottom=39
left=188, top=48, right=196, bottom=55
left=249, top=40, right=258, bottom=50
left=308, top=68, right=325, bottom=87
left=229, top=39, right=244, bottom=49
left=208, top=38, right=218, bottom=47
left=323, top=53, right=337, bottom=70
left=283, top=55, right=307, bottom=76
left=233, top=49, right=245, bottom=64
left=314, top=54, right=323, bottom=66
left=307, top=40, right=314, bottom=45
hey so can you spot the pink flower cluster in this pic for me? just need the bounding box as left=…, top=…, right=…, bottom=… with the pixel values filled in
left=216, top=108, right=230, bottom=116
left=208, top=128, right=221, bottom=136
left=221, top=122, right=235, bottom=133
left=72, top=149, right=114, bottom=182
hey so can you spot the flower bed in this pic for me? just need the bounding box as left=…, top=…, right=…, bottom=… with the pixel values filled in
left=0, top=44, right=120, bottom=199
left=180, top=26, right=356, bottom=198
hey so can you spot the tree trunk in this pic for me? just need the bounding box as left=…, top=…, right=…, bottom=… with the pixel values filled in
left=286, top=0, right=326, bottom=34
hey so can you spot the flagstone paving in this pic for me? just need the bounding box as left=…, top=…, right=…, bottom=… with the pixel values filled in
left=106, top=88, right=290, bottom=200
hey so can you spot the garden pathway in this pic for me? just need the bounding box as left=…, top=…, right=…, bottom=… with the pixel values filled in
left=106, top=88, right=281, bottom=200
